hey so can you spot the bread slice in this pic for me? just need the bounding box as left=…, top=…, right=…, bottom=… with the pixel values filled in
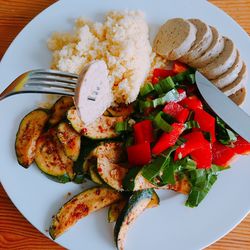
left=189, top=26, right=224, bottom=68
left=153, top=18, right=197, bottom=60
left=199, top=37, right=237, bottom=79
left=179, top=19, right=212, bottom=63
left=230, top=87, right=246, bottom=106
left=221, top=63, right=247, bottom=96
left=212, top=50, right=243, bottom=88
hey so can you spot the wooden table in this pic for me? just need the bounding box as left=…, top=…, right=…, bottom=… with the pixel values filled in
left=0, top=0, right=250, bottom=249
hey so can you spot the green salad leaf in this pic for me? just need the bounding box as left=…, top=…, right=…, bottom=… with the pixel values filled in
left=216, top=117, right=237, bottom=145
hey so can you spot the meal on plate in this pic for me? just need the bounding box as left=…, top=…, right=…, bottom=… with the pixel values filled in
left=14, top=10, right=250, bottom=250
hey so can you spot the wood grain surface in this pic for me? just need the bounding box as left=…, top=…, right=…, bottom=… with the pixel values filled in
left=0, top=0, right=250, bottom=249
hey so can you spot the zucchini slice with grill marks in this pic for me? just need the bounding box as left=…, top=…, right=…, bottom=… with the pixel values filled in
left=48, top=96, right=74, bottom=126
left=35, top=129, right=74, bottom=183
left=57, top=122, right=81, bottom=161
left=67, top=107, right=123, bottom=139
left=49, top=186, right=123, bottom=239
left=108, top=190, right=159, bottom=223
left=114, top=189, right=153, bottom=250
left=15, top=108, right=49, bottom=168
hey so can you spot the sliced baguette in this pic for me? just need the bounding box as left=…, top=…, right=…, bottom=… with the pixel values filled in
left=221, top=63, right=247, bottom=96
left=153, top=18, right=197, bottom=60
left=180, top=19, right=212, bottom=63
left=212, top=50, right=243, bottom=88
left=230, top=88, right=246, bottom=106
left=189, top=26, right=224, bottom=68
left=199, top=37, right=237, bottom=79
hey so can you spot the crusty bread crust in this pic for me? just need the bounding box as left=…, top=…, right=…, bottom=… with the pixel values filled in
left=199, top=37, right=237, bottom=79
left=180, top=19, right=212, bottom=63
left=189, top=26, right=224, bottom=68
left=212, top=50, right=243, bottom=88
left=221, top=63, right=247, bottom=96
left=153, top=18, right=197, bottom=60
left=230, top=88, right=246, bottom=106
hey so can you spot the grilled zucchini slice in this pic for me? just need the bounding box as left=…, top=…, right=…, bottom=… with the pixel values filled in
left=97, top=157, right=128, bottom=191
left=48, top=96, right=74, bottom=126
left=35, top=129, right=74, bottom=183
left=57, top=122, right=81, bottom=161
left=122, top=168, right=189, bottom=194
left=89, top=165, right=103, bottom=185
left=15, top=109, right=49, bottom=168
left=49, top=186, right=123, bottom=239
left=123, top=168, right=156, bottom=191
left=73, top=138, right=100, bottom=184
left=107, top=104, right=133, bottom=118
left=95, top=142, right=128, bottom=190
left=114, top=189, right=153, bottom=250
left=108, top=190, right=159, bottom=223
left=67, top=107, right=123, bottom=139
left=108, top=199, right=127, bottom=223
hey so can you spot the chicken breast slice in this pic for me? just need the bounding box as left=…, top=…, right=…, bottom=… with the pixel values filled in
left=74, top=60, right=113, bottom=124
left=221, top=63, right=247, bottom=96
left=189, top=26, right=224, bottom=68
left=180, top=19, right=213, bottom=63
left=230, top=88, right=246, bottom=106
left=153, top=18, right=197, bottom=60
left=212, top=50, right=243, bottom=88
left=199, top=37, right=237, bottom=79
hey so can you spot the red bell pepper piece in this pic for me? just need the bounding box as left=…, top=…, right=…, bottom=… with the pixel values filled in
left=175, top=108, right=189, bottom=123
left=174, top=132, right=206, bottom=160
left=212, top=141, right=236, bottom=167
left=134, top=120, right=154, bottom=144
left=194, top=109, right=216, bottom=143
left=190, top=140, right=212, bottom=169
left=177, top=88, right=187, bottom=102
left=233, top=136, right=250, bottom=155
left=152, top=76, right=159, bottom=84
left=163, top=102, right=189, bottom=123
left=152, top=123, right=185, bottom=155
left=153, top=68, right=175, bottom=79
left=163, top=102, right=184, bottom=117
left=127, top=142, right=151, bottom=166
left=179, top=95, right=203, bottom=110
left=186, top=84, right=196, bottom=95
left=173, top=61, right=188, bottom=74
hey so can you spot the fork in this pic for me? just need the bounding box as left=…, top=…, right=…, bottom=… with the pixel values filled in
left=0, top=69, right=79, bottom=101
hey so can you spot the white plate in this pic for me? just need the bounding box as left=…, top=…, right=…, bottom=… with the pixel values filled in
left=0, top=0, right=250, bottom=249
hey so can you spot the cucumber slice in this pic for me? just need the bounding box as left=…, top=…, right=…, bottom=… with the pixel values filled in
left=49, top=186, right=122, bottom=239
left=114, top=189, right=153, bottom=250
left=48, top=96, right=74, bottom=126
left=57, top=122, right=81, bottom=161
left=35, top=129, right=74, bottom=183
left=67, top=107, right=123, bottom=139
left=15, top=108, right=49, bottom=168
